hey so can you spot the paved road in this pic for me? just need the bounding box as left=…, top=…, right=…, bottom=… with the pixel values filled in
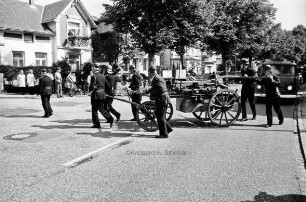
left=0, top=91, right=305, bottom=201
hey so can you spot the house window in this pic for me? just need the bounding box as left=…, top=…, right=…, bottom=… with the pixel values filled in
left=35, top=52, right=47, bottom=66
left=68, top=22, right=80, bottom=37
left=13, top=52, right=24, bottom=67
left=36, top=36, right=50, bottom=41
left=4, top=32, right=22, bottom=39
left=24, top=33, right=34, bottom=42
left=68, top=54, right=80, bottom=70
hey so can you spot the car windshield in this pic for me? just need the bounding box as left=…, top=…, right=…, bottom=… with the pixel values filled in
left=271, top=65, right=295, bottom=76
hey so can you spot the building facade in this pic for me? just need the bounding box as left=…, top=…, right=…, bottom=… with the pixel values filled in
left=0, top=0, right=97, bottom=70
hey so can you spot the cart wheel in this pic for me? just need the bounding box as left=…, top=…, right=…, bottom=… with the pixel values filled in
left=208, top=89, right=241, bottom=126
left=136, top=101, right=158, bottom=132
left=166, top=103, right=173, bottom=121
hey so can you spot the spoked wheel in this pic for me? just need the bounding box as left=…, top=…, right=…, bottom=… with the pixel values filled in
left=166, top=103, right=173, bottom=121
left=136, top=101, right=173, bottom=132
left=136, top=101, right=158, bottom=132
left=208, top=89, right=241, bottom=126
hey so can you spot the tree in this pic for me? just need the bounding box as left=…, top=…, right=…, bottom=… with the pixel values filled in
left=203, top=0, right=240, bottom=75
left=167, top=0, right=213, bottom=70
left=235, top=0, right=276, bottom=67
left=103, top=0, right=174, bottom=66
left=91, top=31, right=122, bottom=63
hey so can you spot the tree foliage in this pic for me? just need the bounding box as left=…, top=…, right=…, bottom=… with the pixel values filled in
left=204, top=0, right=276, bottom=74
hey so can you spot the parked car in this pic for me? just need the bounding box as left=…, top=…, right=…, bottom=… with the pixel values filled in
left=255, top=61, right=301, bottom=98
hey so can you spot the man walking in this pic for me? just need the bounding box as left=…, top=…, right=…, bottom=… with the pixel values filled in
left=39, top=69, right=53, bottom=118
left=145, top=66, right=173, bottom=138
left=256, top=65, right=284, bottom=127
left=128, top=65, right=142, bottom=121
left=105, top=64, right=121, bottom=122
left=90, top=65, right=114, bottom=128
left=240, top=62, right=257, bottom=121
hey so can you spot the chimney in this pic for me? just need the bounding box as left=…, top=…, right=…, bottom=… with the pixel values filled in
left=29, top=0, right=34, bottom=5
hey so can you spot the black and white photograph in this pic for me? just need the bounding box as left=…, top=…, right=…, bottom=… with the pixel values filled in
left=0, top=0, right=306, bottom=201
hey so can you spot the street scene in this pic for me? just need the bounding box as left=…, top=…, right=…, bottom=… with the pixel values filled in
left=0, top=86, right=305, bottom=201
left=1, top=0, right=306, bottom=201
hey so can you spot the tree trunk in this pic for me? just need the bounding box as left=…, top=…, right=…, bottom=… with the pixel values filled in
left=148, top=53, right=155, bottom=67
left=222, top=54, right=228, bottom=75
left=248, top=56, right=252, bottom=69
left=179, top=54, right=185, bottom=78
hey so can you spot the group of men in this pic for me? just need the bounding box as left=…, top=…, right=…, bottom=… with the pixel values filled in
left=88, top=64, right=172, bottom=138
left=240, top=64, right=284, bottom=127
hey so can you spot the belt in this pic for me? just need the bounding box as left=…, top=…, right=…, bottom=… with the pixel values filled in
left=44, top=87, right=52, bottom=89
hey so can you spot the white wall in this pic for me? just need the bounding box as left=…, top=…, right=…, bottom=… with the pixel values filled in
left=1, top=33, right=53, bottom=66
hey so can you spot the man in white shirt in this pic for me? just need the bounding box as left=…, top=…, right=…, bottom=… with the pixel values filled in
left=54, top=67, right=63, bottom=98
left=26, top=69, right=36, bottom=95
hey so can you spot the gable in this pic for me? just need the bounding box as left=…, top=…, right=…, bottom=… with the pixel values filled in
left=42, top=0, right=72, bottom=23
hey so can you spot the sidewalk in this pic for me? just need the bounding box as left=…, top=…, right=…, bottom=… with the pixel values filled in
left=297, top=95, right=306, bottom=163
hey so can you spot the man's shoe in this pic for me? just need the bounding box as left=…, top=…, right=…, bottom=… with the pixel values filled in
left=116, top=114, right=121, bottom=122
left=265, top=124, right=272, bottom=128
left=129, top=118, right=137, bottom=121
left=241, top=118, right=247, bottom=121
left=91, top=125, right=101, bottom=128
left=110, top=120, right=114, bottom=128
left=279, top=119, right=284, bottom=125
left=155, top=135, right=168, bottom=138
left=42, top=115, right=50, bottom=118
left=252, top=116, right=256, bottom=120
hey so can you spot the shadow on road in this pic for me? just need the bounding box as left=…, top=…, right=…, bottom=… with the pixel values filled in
left=241, top=191, right=306, bottom=202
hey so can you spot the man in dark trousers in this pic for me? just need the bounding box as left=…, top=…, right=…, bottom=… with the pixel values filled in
left=145, top=66, right=173, bottom=138
left=128, top=65, right=142, bottom=121
left=256, top=65, right=284, bottom=127
left=90, top=65, right=114, bottom=128
left=39, top=68, right=53, bottom=118
left=240, top=62, right=257, bottom=121
left=104, top=64, right=121, bottom=122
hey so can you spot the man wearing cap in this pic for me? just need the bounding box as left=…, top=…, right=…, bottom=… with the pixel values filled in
left=256, top=65, right=284, bottom=127
left=90, top=65, right=114, bottom=128
left=104, top=64, right=121, bottom=122
left=240, top=61, right=257, bottom=121
left=39, top=69, right=53, bottom=118
left=128, top=65, right=142, bottom=121
left=145, top=66, right=173, bottom=138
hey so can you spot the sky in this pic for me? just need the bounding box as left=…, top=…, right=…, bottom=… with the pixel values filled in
left=21, top=0, right=306, bottom=30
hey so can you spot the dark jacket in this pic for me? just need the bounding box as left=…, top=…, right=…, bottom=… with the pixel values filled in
left=241, top=68, right=256, bottom=89
left=147, top=74, right=171, bottom=104
left=91, top=72, right=108, bottom=100
left=106, top=74, right=117, bottom=96
left=129, top=72, right=142, bottom=91
left=257, top=75, right=280, bottom=97
left=39, top=75, right=53, bottom=95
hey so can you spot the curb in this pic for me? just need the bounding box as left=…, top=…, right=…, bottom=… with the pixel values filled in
left=296, top=95, right=306, bottom=163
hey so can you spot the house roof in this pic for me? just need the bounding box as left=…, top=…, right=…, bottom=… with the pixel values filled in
left=41, top=0, right=72, bottom=23
left=0, top=0, right=97, bottom=35
left=0, top=0, right=54, bottom=35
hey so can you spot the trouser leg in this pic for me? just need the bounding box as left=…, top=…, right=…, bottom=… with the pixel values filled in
left=91, top=102, right=100, bottom=126
left=266, top=99, right=273, bottom=125
left=273, top=96, right=283, bottom=121
left=41, top=95, right=50, bottom=115
left=241, top=90, right=247, bottom=119
left=98, top=101, right=113, bottom=123
left=131, top=94, right=142, bottom=119
left=47, top=95, right=52, bottom=114
left=248, top=91, right=256, bottom=118
left=155, top=100, right=172, bottom=136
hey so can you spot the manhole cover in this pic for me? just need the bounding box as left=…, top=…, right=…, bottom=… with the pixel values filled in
left=3, top=133, right=37, bottom=141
